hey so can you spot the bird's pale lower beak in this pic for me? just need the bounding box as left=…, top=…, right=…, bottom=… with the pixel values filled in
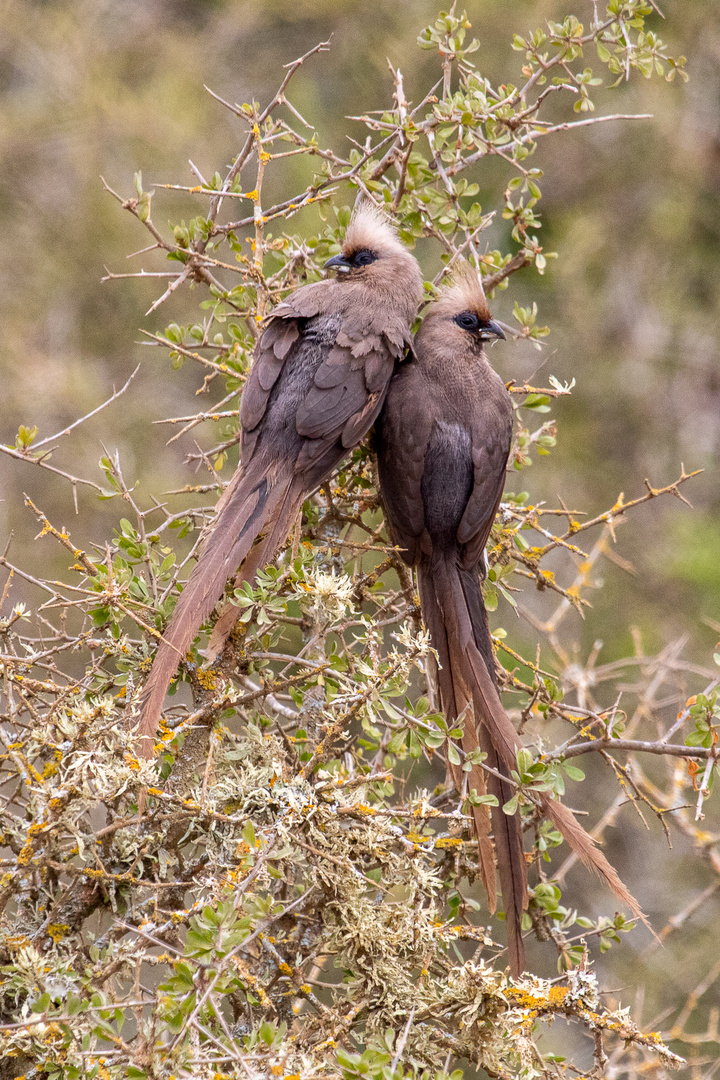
left=324, top=253, right=352, bottom=273
left=481, top=319, right=506, bottom=340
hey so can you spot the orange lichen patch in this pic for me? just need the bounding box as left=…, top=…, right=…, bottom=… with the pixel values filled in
left=511, top=985, right=570, bottom=1012
left=231, top=956, right=270, bottom=1007
left=195, top=669, right=218, bottom=691
left=5, top=935, right=31, bottom=950
left=435, top=837, right=464, bottom=848
left=17, top=840, right=36, bottom=865
left=47, top=923, right=70, bottom=943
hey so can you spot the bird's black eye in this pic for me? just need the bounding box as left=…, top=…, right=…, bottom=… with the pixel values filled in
left=352, top=249, right=377, bottom=267
left=454, top=310, right=480, bottom=331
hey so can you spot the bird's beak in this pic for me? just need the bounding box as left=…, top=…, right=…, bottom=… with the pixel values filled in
left=480, top=319, right=506, bottom=341
left=324, top=253, right=353, bottom=273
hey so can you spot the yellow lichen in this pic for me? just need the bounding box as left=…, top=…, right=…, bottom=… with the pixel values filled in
left=195, top=669, right=218, bottom=691
left=47, top=923, right=70, bottom=943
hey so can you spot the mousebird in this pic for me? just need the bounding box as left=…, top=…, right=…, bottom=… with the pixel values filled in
left=136, top=205, right=423, bottom=756
left=376, top=263, right=646, bottom=976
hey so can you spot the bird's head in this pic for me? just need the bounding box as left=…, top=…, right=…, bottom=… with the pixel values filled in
left=421, top=261, right=505, bottom=349
left=324, top=204, right=421, bottom=295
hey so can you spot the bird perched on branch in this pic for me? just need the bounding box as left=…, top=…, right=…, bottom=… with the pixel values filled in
left=136, top=205, right=423, bottom=757
left=376, top=263, right=645, bottom=976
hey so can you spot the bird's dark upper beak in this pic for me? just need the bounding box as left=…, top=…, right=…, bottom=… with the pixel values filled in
left=324, top=253, right=353, bottom=273
left=480, top=319, right=506, bottom=341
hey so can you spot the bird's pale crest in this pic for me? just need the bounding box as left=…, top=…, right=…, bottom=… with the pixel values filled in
left=431, top=260, right=492, bottom=321
left=342, top=202, right=407, bottom=260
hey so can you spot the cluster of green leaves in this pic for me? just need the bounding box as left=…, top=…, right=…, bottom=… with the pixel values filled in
left=513, top=4, right=687, bottom=97
left=685, top=692, right=720, bottom=749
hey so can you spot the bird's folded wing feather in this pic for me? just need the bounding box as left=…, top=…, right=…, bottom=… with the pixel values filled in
left=236, top=287, right=325, bottom=442
left=239, top=280, right=334, bottom=440
left=243, top=284, right=406, bottom=465
left=295, top=331, right=401, bottom=450
left=377, top=375, right=434, bottom=564
left=456, top=413, right=512, bottom=569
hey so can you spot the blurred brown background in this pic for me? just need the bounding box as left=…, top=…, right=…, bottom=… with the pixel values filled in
left=1, top=0, right=719, bottom=1049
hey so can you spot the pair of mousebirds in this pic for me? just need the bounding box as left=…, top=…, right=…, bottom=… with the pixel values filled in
left=135, top=204, right=645, bottom=976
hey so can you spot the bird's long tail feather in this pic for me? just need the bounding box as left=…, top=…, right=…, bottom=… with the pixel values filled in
left=135, top=456, right=291, bottom=755
left=205, top=480, right=306, bottom=662
left=418, top=557, right=527, bottom=977
left=453, top=562, right=650, bottom=932
left=418, top=556, right=650, bottom=976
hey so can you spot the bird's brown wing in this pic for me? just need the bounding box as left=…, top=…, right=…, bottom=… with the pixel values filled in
left=239, top=283, right=331, bottom=457
left=376, top=368, right=434, bottom=565
left=294, top=328, right=405, bottom=480
left=243, top=284, right=405, bottom=469
left=457, top=403, right=513, bottom=571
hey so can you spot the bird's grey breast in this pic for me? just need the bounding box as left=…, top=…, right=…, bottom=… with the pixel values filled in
left=421, top=420, right=474, bottom=547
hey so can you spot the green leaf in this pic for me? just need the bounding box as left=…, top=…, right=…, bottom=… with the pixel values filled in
left=516, top=747, right=534, bottom=776
left=387, top=729, right=409, bottom=753
left=468, top=790, right=499, bottom=807
left=686, top=729, right=712, bottom=748
left=562, top=762, right=586, bottom=782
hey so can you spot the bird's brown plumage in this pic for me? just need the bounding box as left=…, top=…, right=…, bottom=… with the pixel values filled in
left=135, top=205, right=423, bottom=756
left=377, top=262, right=647, bottom=977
